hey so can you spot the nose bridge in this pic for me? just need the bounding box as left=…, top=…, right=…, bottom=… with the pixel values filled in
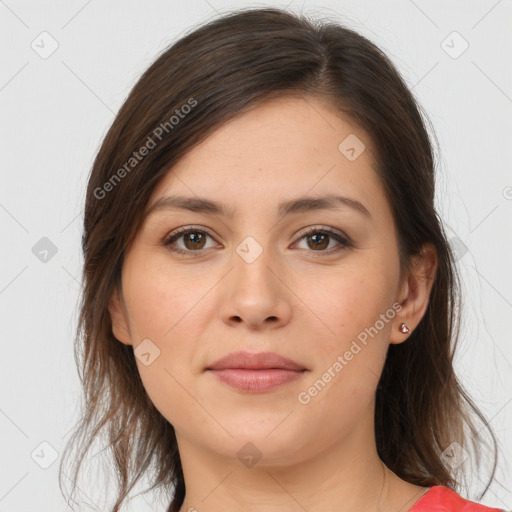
left=220, top=233, right=292, bottom=328
left=233, top=233, right=278, bottom=295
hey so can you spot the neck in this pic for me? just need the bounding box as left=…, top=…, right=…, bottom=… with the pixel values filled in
left=174, top=416, right=422, bottom=512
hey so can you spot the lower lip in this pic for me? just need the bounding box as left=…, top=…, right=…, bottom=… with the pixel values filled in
left=207, top=368, right=305, bottom=392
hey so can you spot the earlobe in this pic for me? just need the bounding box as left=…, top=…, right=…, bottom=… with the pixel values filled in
left=108, top=285, right=133, bottom=346
left=390, top=243, right=438, bottom=345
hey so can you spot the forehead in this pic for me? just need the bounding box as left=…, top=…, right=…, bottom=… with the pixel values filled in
left=147, top=95, right=384, bottom=217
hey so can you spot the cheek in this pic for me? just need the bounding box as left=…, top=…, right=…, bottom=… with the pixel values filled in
left=122, top=265, right=214, bottom=426
left=299, top=265, right=396, bottom=352
left=295, top=258, right=398, bottom=418
left=133, top=358, right=201, bottom=432
left=293, top=268, right=394, bottom=408
left=124, top=261, right=212, bottom=342
left=295, top=274, right=393, bottom=424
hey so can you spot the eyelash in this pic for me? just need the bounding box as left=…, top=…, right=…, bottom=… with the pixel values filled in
left=162, top=225, right=353, bottom=257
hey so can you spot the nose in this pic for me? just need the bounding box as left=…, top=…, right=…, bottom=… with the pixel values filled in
left=218, top=241, right=293, bottom=331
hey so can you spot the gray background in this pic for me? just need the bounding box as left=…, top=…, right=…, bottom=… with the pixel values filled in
left=0, top=0, right=511, bottom=510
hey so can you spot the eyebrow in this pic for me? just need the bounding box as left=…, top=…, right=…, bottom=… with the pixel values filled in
left=143, top=193, right=371, bottom=220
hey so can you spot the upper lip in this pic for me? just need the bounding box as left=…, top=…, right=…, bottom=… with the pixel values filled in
left=206, top=351, right=306, bottom=371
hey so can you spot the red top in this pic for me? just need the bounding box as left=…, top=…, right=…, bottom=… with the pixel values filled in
left=409, top=486, right=506, bottom=511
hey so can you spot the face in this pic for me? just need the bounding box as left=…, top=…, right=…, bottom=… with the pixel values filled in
left=109, top=95, right=420, bottom=467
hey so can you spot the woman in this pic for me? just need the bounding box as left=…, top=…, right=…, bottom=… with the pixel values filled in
left=59, top=7, right=505, bottom=512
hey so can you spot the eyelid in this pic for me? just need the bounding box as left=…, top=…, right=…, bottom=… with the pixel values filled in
left=166, top=224, right=216, bottom=239
left=294, top=224, right=348, bottom=241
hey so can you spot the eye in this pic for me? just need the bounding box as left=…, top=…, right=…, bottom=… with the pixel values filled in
left=293, top=226, right=352, bottom=255
left=163, top=226, right=218, bottom=255
left=163, top=225, right=353, bottom=256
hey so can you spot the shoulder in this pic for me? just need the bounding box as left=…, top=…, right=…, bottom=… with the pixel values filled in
left=409, top=485, right=507, bottom=512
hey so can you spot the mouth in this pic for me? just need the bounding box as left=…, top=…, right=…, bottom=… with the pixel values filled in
left=206, top=351, right=308, bottom=392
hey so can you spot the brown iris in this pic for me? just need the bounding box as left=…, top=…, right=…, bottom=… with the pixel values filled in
left=183, top=232, right=207, bottom=250
left=307, top=233, right=329, bottom=250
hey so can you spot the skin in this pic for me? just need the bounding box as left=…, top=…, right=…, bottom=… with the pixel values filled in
left=109, top=95, right=437, bottom=512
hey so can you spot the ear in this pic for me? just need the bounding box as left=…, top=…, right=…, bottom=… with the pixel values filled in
left=108, top=285, right=133, bottom=346
left=390, top=242, right=438, bottom=345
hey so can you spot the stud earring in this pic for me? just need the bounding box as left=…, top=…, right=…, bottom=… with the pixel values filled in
left=399, top=322, right=410, bottom=334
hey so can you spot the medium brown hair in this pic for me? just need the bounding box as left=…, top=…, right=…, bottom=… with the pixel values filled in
left=59, top=7, right=498, bottom=511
